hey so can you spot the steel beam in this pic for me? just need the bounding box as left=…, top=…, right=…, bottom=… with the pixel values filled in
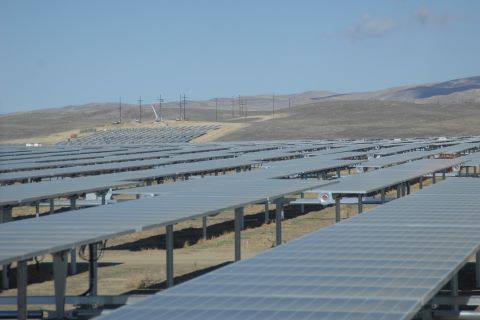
left=70, top=197, right=76, bottom=210
left=35, top=202, right=40, bottom=218
left=165, top=224, right=174, bottom=288
left=17, top=260, right=28, bottom=320
left=275, top=202, right=283, bottom=246
left=52, top=251, right=68, bottom=318
left=397, top=184, right=401, bottom=198
left=419, top=176, right=424, bottom=189
left=101, top=193, right=106, bottom=205
left=433, top=172, right=437, bottom=184
left=300, top=192, right=305, bottom=214
left=234, top=207, right=243, bottom=261
left=381, top=189, right=386, bottom=203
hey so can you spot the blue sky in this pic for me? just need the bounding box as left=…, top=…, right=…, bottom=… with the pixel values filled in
left=1, top=0, right=479, bottom=113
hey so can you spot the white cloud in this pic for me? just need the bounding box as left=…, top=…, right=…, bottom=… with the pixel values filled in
left=414, top=7, right=457, bottom=28
left=345, top=15, right=399, bottom=41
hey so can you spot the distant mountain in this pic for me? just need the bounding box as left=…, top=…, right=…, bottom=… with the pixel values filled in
left=329, top=76, right=480, bottom=103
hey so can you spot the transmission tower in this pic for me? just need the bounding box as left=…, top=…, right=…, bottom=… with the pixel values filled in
left=157, top=95, right=164, bottom=121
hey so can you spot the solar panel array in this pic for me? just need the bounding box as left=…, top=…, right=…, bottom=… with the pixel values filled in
left=0, top=136, right=479, bottom=320
left=57, top=126, right=221, bottom=145
left=98, top=178, right=480, bottom=320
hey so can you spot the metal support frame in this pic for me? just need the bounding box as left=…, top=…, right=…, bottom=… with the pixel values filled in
left=1, top=206, right=12, bottom=223
left=17, top=260, right=28, bottom=320
left=450, top=273, right=459, bottom=312
left=35, top=202, right=40, bottom=218
left=335, top=195, right=341, bottom=222
left=476, top=251, right=480, bottom=288
left=69, top=249, right=77, bottom=275
left=443, top=170, right=446, bottom=180
left=406, top=181, right=411, bottom=195
left=275, top=202, right=283, bottom=246
left=433, top=172, right=437, bottom=184
left=336, top=169, right=341, bottom=178
left=401, top=182, right=406, bottom=197
left=397, top=184, right=401, bottom=198
left=357, top=194, right=363, bottom=215
left=300, top=192, right=305, bottom=214
left=88, top=244, right=98, bottom=296
left=49, top=199, right=55, bottom=214
left=165, top=224, right=174, bottom=288
left=1, top=264, right=8, bottom=290
left=202, top=216, right=207, bottom=240
left=70, top=197, right=76, bottom=210
left=101, top=192, right=106, bottom=205
left=264, top=203, right=269, bottom=223
left=381, top=189, right=386, bottom=203
left=52, top=250, right=68, bottom=318
left=419, top=176, right=423, bottom=189
left=234, top=207, right=243, bottom=261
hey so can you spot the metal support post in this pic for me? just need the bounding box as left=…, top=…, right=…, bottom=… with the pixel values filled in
left=381, top=189, right=386, bottom=203
left=264, top=203, right=269, bottom=223
left=69, top=249, right=77, bottom=275
left=275, top=202, right=283, bottom=246
left=101, top=193, right=106, bottom=205
left=401, top=183, right=406, bottom=197
left=17, top=260, right=28, bottom=320
left=88, top=244, right=98, bottom=296
left=406, top=182, right=411, bottom=195
left=234, top=207, right=243, bottom=261
left=146, top=180, right=152, bottom=186
left=466, top=167, right=470, bottom=176
left=335, top=195, right=341, bottom=222
left=336, top=169, right=341, bottom=178
left=1, top=264, right=8, bottom=290
left=450, top=273, right=459, bottom=312
left=396, top=184, right=401, bottom=198
left=35, top=202, right=40, bottom=218
left=1, top=206, right=12, bottom=223
left=419, top=176, right=423, bottom=189
left=202, top=216, right=207, bottom=240
left=70, top=197, right=76, bottom=210
left=300, top=192, right=305, bottom=214
left=432, top=172, right=436, bottom=184
left=476, top=251, right=480, bottom=288
left=52, top=250, right=68, bottom=318
left=165, top=225, right=174, bottom=288
left=442, top=170, right=446, bottom=180
left=357, top=194, right=363, bottom=215
left=49, top=199, right=55, bottom=214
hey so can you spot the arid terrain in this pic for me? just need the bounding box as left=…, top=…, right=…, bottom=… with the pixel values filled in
left=1, top=76, right=479, bottom=143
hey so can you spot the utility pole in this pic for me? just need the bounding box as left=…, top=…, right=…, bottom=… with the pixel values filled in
left=244, top=98, right=248, bottom=121
left=157, top=95, right=164, bottom=121
left=119, top=97, right=122, bottom=124
left=182, top=94, right=187, bottom=120
left=179, top=95, right=182, bottom=120
left=215, top=98, right=218, bottom=122
left=238, top=95, right=242, bottom=116
left=272, top=94, right=275, bottom=118
left=137, top=96, right=143, bottom=123
left=288, top=97, right=292, bottom=110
